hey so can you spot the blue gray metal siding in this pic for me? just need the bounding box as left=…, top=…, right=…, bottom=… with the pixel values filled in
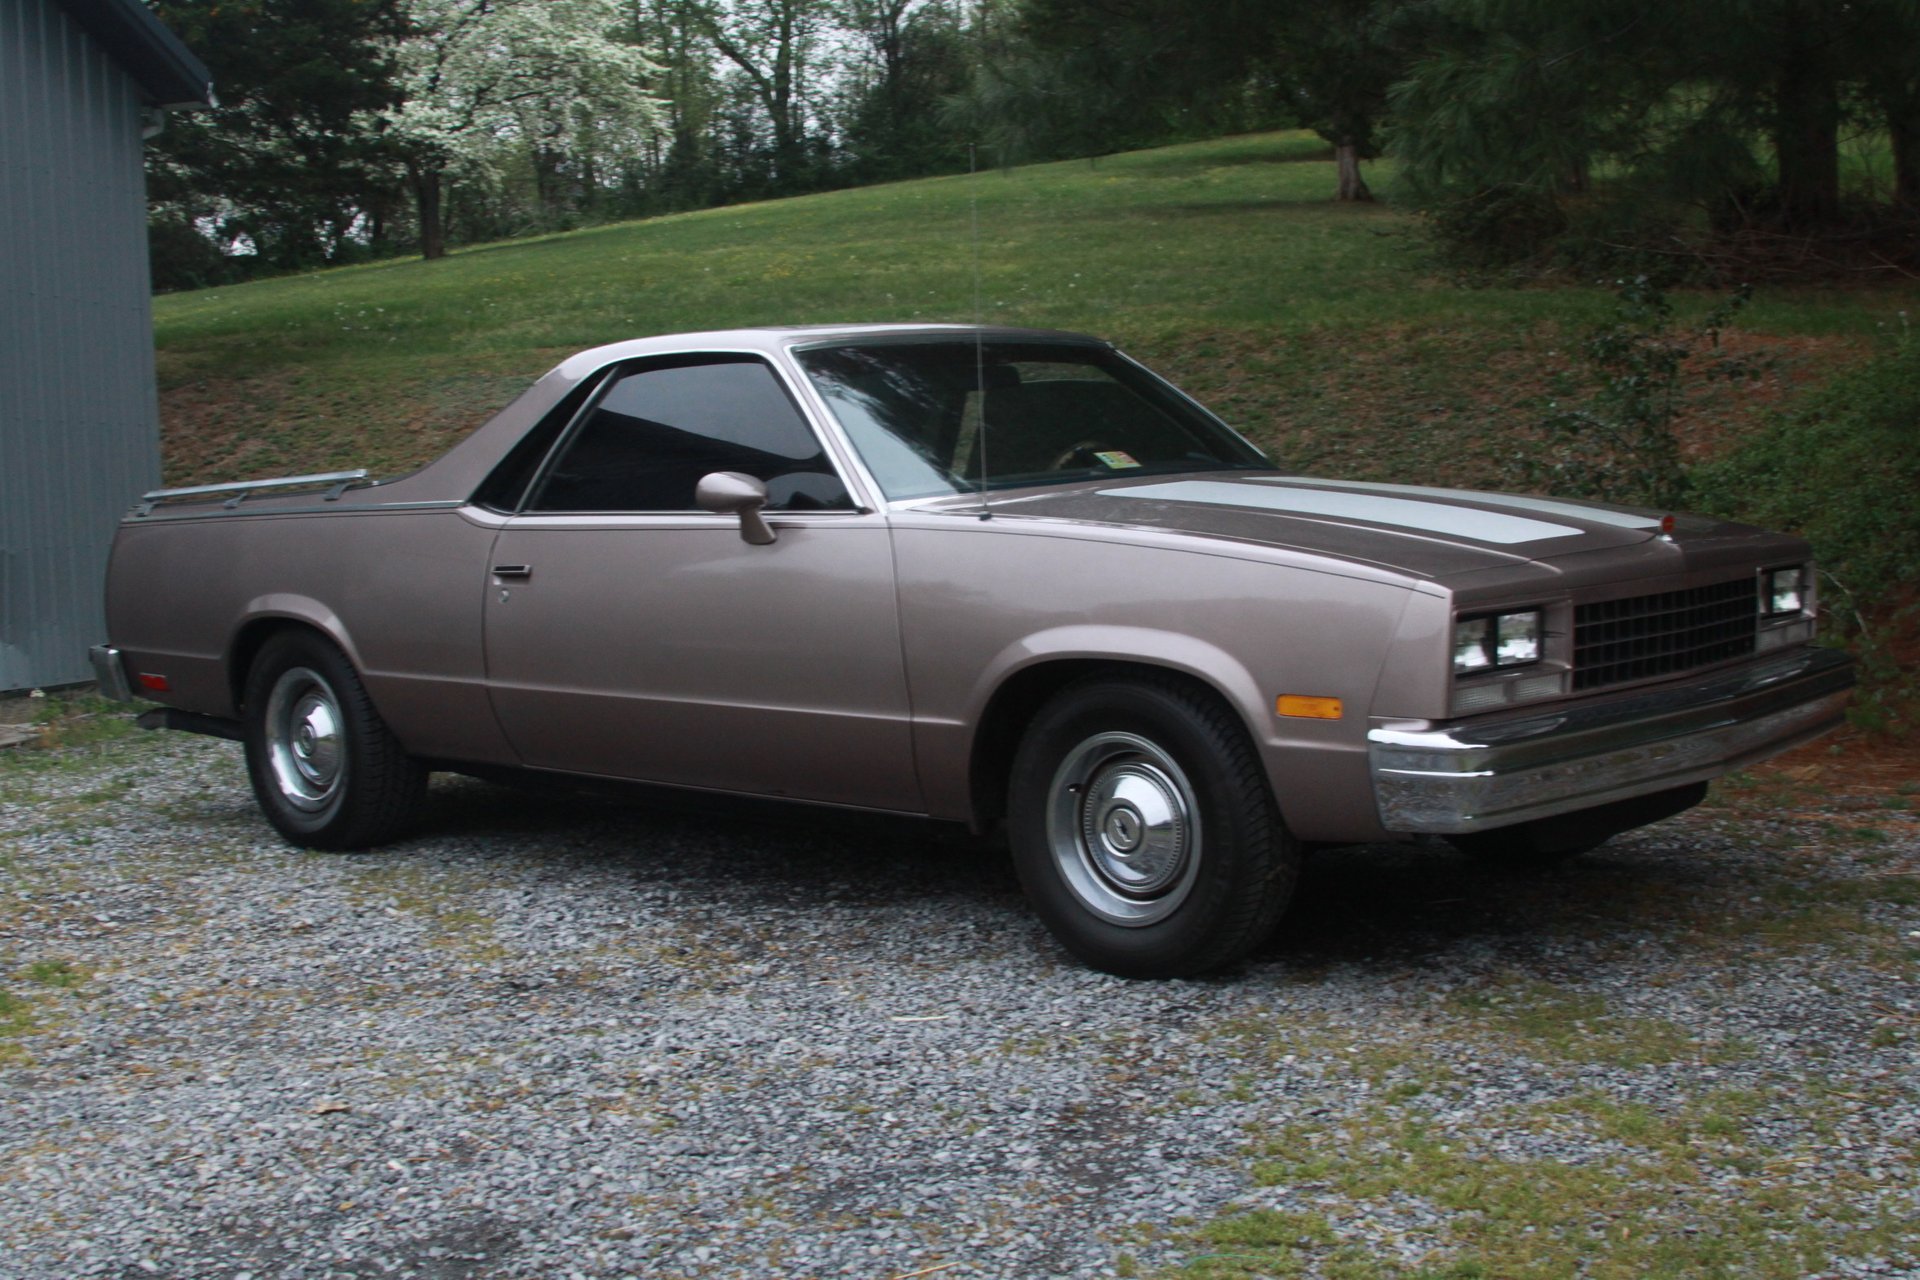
left=1, top=0, right=161, bottom=691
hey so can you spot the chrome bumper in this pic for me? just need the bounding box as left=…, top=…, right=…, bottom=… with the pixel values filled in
left=1368, top=647, right=1854, bottom=834
left=89, top=645, right=134, bottom=702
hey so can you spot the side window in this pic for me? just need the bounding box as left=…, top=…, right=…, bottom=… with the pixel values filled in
left=471, top=374, right=606, bottom=512
left=529, top=359, right=853, bottom=513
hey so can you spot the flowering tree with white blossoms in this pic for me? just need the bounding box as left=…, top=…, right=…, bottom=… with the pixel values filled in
left=382, top=0, right=663, bottom=258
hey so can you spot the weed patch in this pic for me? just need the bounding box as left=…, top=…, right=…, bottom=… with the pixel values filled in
left=340, top=863, right=512, bottom=964
left=0, top=958, right=93, bottom=1064
left=1199, top=1083, right=1918, bottom=1280
left=23, top=959, right=88, bottom=989
left=0, top=988, right=35, bottom=1063
left=1442, top=980, right=1730, bottom=1068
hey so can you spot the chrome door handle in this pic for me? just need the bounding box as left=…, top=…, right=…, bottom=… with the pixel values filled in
left=492, top=564, right=532, bottom=579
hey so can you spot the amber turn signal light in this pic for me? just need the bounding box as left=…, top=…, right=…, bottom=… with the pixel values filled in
left=1276, top=694, right=1342, bottom=720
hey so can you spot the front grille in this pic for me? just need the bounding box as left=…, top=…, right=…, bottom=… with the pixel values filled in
left=1573, top=577, right=1757, bottom=691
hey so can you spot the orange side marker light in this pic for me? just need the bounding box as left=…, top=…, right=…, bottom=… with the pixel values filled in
left=1276, top=694, right=1342, bottom=720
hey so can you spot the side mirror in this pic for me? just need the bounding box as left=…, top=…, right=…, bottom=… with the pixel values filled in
left=695, top=471, right=776, bottom=545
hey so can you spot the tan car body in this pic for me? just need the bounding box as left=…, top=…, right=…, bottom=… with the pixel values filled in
left=96, top=325, right=1852, bottom=852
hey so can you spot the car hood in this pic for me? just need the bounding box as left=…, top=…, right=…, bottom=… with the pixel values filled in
left=956, top=473, right=1724, bottom=580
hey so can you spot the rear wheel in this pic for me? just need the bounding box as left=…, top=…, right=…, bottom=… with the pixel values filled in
left=1008, top=674, right=1298, bottom=978
left=242, top=630, right=425, bottom=850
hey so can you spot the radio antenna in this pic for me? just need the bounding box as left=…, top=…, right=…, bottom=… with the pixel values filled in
left=970, top=141, right=991, bottom=521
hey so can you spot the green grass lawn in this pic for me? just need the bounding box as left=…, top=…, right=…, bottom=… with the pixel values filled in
left=151, top=130, right=1920, bottom=488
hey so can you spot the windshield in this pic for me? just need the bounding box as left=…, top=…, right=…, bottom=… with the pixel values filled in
left=793, top=339, right=1272, bottom=501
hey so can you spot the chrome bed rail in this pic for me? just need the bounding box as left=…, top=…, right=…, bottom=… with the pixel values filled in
left=135, top=469, right=370, bottom=516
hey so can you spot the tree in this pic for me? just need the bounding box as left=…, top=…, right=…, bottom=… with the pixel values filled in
left=944, top=3, right=1154, bottom=167
left=838, top=0, right=972, bottom=182
left=1702, top=0, right=1852, bottom=230
left=381, top=0, right=663, bottom=258
left=1266, top=0, right=1421, bottom=202
left=693, top=0, right=834, bottom=192
left=1846, top=0, right=1920, bottom=211
left=1014, top=0, right=1413, bottom=200
left=1388, top=0, right=1920, bottom=269
left=1382, top=0, right=1666, bottom=217
left=625, top=0, right=731, bottom=210
left=146, top=0, right=409, bottom=281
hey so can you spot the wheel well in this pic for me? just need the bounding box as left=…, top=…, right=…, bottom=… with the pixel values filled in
left=226, top=618, right=325, bottom=713
left=969, top=660, right=1247, bottom=830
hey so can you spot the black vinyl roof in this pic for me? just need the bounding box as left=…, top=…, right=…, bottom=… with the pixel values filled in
left=55, top=0, right=212, bottom=109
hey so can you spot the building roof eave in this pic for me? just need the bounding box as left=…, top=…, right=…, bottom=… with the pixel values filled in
left=53, top=0, right=212, bottom=110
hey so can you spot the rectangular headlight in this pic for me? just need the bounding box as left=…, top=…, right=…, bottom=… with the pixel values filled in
left=1497, top=612, right=1542, bottom=665
left=1453, top=609, right=1543, bottom=676
left=1453, top=617, right=1495, bottom=674
left=1764, top=566, right=1806, bottom=617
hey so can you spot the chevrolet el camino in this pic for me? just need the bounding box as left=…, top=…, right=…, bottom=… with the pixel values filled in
left=93, top=325, right=1854, bottom=977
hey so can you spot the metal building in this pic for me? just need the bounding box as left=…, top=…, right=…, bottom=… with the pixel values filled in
left=1, top=0, right=210, bottom=692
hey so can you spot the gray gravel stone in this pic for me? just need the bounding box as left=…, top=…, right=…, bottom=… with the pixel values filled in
left=2, top=732, right=1917, bottom=1278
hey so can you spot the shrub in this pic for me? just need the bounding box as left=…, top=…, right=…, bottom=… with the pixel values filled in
left=1418, top=184, right=1568, bottom=277
left=1693, top=317, right=1920, bottom=734
left=1528, top=277, right=1753, bottom=510
left=1694, top=318, right=1919, bottom=604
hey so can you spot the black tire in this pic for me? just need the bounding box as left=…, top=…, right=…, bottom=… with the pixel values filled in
left=242, top=630, right=426, bottom=850
left=1007, top=674, right=1299, bottom=978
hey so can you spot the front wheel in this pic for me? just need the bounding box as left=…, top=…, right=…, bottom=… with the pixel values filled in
left=1008, top=675, right=1299, bottom=978
left=243, top=630, right=426, bottom=850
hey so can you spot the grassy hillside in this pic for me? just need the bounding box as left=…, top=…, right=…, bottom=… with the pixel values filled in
left=152, top=130, right=1919, bottom=491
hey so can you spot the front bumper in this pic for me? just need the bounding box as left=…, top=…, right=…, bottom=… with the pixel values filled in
left=1368, top=647, right=1854, bottom=834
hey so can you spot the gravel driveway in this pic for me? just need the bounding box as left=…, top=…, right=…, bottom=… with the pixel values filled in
left=3, top=726, right=1917, bottom=1280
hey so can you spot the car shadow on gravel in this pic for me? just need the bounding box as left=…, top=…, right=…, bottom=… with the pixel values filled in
left=411, top=774, right=1733, bottom=977
left=415, top=772, right=1028, bottom=900
left=1253, top=832, right=1738, bottom=972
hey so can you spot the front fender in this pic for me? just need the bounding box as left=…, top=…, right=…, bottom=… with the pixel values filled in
left=906, top=625, right=1269, bottom=827
left=970, top=624, right=1267, bottom=740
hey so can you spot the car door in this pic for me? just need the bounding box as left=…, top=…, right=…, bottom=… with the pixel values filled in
left=481, top=354, right=921, bottom=812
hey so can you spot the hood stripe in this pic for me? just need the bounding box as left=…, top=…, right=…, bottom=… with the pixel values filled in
left=1262, top=477, right=1662, bottom=531
left=1101, top=480, right=1582, bottom=545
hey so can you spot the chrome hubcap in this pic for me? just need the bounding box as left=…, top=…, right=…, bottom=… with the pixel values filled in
left=1046, top=732, right=1201, bottom=927
left=265, top=666, right=345, bottom=813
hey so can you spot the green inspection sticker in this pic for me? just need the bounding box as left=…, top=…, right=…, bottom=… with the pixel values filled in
left=1093, top=450, right=1141, bottom=469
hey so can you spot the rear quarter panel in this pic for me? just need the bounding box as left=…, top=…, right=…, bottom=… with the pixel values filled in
left=104, top=506, right=514, bottom=764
